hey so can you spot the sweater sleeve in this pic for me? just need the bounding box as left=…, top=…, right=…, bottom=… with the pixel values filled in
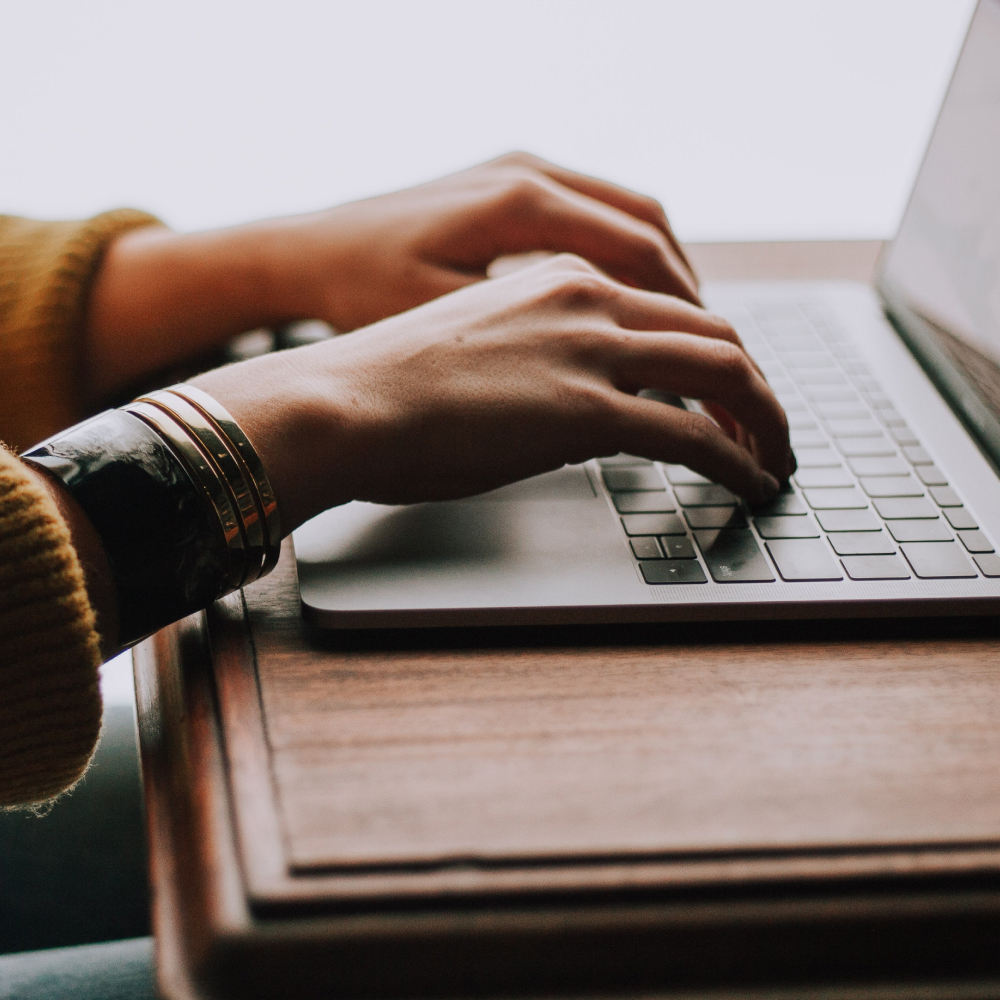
left=0, top=209, right=160, bottom=806
left=0, top=209, right=162, bottom=452
left=0, top=444, right=102, bottom=807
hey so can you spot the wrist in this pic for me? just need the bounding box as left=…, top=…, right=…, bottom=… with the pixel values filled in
left=189, top=348, right=360, bottom=532
left=85, top=223, right=310, bottom=401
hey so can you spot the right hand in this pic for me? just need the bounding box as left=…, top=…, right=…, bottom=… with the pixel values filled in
left=192, top=255, right=793, bottom=533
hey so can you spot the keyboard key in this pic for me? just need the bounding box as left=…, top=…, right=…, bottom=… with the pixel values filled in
left=866, top=393, right=895, bottom=410
left=768, top=378, right=797, bottom=395
left=825, top=419, right=882, bottom=437
left=613, top=492, right=676, bottom=513
left=877, top=412, right=908, bottom=428
left=973, top=553, right=1000, bottom=577
left=855, top=378, right=883, bottom=394
left=828, top=531, right=896, bottom=555
left=663, top=464, right=711, bottom=485
left=944, top=507, right=977, bottom=530
left=859, top=475, right=924, bottom=498
left=841, top=555, right=911, bottom=580
left=754, top=515, right=821, bottom=539
left=598, top=454, right=650, bottom=467
left=814, top=402, right=870, bottom=420
left=621, top=513, right=687, bottom=536
left=674, top=484, right=737, bottom=507
left=930, top=486, right=962, bottom=507
left=902, top=446, right=933, bottom=465
left=836, top=436, right=896, bottom=457
left=887, top=520, right=953, bottom=543
left=848, top=456, right=908, bottom=477
left=661, top=535, right=697, bottom=559
left=959, top=530, right=994, bottom=554
left=794, top=370, right=848, bottom=386
left=873, top=497, right=937, bottom=519
left=787, top=415, right=818, bottom=431
left=804, top=487, right=868, bottom=509
left=640, top=560, right=708, bottom=585
left=630, top=537, right=662, bottom=559
left=790, top=429, right=829, bottom=449
left=915, top=465, right=948, bottom=487
left=752, top=493, right=808, bottom=516
left=778, top=396, right=810, bottom=412
left=603, top=467, right=665, bottom=492
left=780, top=352, right=836, bottom=368
left=804, top=387, right=860, bottom=404
left=839, top=360, right=871, bottom=376
left=900, top=542, right=977, bottom=579
left=816, top=509, right=882, bottom=532
left=794, top=467, right=853, bottom=489
left=695, top=529, right=775, bottom=582
left=758, top=361, right=786, bottom=379
left=685, top=508, right=748, bottom=529
left=889, top=426, right=920, bottom=446
left=766, top=539, right=843, bottom=581
left=795, top=447, right=842, bottom=468
left=828, top=343, right=860, bottom=361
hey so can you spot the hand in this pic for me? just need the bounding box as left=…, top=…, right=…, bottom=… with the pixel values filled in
left=274, top=151, right=700, bottom=331
left=85, top=153, right=698, bottom=401
left=191, top=255, right=792, bottom=533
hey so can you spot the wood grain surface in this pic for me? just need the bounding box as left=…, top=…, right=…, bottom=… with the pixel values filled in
left=245, top=544, right=1000, bottom=877
left=138, top=242, right=1000, bottom=999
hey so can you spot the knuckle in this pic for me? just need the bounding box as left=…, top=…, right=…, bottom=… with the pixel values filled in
left=681, top=409, right=718, bottom=447
left=705, top=312, right=741, bottom=345
left=547, top=267, right=610, bottom=309
left=712, top=341, right=754, bottom=386
left=632, top=231, right=668, bottom=269
left=641, top=193, right=669, bottom=223
left=499, top=172, right=549, bottom=213
left=494, top=150, right=534, bottom=168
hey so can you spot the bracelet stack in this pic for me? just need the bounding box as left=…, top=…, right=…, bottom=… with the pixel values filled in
left=125, top=384, right=281, bottom=590
left=23, top=384, right=281, bottom=648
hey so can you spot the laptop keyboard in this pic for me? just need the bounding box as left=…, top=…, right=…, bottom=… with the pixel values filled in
left=601, top=298, right=1000, bottom=585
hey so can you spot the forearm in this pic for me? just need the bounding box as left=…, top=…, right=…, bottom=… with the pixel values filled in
left=84, top=220, right=317, bottom=403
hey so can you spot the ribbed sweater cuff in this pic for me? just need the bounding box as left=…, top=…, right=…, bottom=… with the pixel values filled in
left=0, top=208, right=162, bottom=451
left=0, top=445, right=102, bottom=807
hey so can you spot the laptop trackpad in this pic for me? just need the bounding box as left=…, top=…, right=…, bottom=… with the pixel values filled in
left=294, top=465, right=639, bottom=622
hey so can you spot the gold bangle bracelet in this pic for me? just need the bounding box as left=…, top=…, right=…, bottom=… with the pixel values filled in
left=136, top=390, right=267, bottom=587
left=123, top=400, right=247, bottom=594
left=165, top=383, right=282, bottom=574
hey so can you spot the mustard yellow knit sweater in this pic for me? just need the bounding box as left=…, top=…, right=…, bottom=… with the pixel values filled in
left=0, top=209, right=159, bottom=806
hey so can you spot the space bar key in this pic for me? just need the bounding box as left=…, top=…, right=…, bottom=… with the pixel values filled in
left=765, top=538, right=843, bottom=581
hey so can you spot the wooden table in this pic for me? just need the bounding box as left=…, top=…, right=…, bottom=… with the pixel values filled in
left=135, top=242, right=1000, bottom=1000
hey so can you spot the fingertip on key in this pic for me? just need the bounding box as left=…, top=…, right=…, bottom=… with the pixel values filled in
left=754, top=471, right=781, bottom=505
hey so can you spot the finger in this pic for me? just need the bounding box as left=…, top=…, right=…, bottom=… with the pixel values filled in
left=606, top=331, right=793, bottom=481
left=703, top=400, right=740, bottom=443
left=581, top=277, right=769, bottom=384
left=610, top=393, right=780, bottom=503
left=485, top=173, right=700, bottom=304
left=494, top=152, right=699, bottom=285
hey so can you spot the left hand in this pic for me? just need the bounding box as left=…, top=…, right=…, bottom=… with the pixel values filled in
left=86, top=152, right=699, bottom=401
left=274, top=151, right=700, bottom=331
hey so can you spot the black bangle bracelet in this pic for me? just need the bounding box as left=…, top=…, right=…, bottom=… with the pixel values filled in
left=22, top=409, right=230, bottom=648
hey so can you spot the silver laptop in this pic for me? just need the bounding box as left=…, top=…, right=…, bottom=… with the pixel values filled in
left=295, top=0, right=1000, bottom=627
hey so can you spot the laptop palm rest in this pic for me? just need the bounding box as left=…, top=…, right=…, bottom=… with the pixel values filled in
left=294, top=465, right=640, bottom=626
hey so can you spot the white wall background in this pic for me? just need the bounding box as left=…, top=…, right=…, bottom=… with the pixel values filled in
left=4, top=1, right=971, bottom=707
left=0, top=1, right=976, bottom=243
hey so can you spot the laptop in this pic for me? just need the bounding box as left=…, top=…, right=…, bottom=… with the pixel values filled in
left=294, top=0, right=1000, bottom=627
